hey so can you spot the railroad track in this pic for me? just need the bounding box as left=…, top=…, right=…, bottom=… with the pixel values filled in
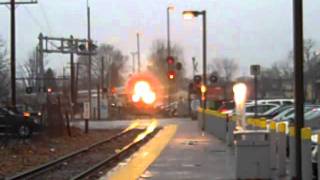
left=6, top=125, right=159, bottom=180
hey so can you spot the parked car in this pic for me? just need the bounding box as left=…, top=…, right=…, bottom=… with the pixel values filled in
left=0, top=107, right=41, bottom=138
left=260, top=105, right=292, bottom=119
left=245, top=103, right=280, bottom=117
left=246, top=99, right=294, bottom=106
left=217, top=100, right=235, bottom=115
left=273, top=107, right=295, bottom=122
left=7, top=105, right=43, bottom=123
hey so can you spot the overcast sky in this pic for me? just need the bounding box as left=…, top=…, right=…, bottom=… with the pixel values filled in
left=0, top=0, right=320, bottom=78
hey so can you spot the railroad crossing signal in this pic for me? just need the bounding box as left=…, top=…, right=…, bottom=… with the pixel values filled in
left=250, top=65, right=261, bottom=76
left=193, top=75, right=202, bottom=85
left=209, top=74, right=218, bottom=84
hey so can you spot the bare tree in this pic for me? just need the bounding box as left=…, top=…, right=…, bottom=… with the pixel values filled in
left=148, top=39, right=186, bottom=89
left=23, top=49, right=38, bottom=87
left=77, top=43, right=127, bottom=89
left=211, top=58, right=239, bottom=82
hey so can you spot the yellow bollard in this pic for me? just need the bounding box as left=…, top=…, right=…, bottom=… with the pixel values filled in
left=269, top=120, right=276, bottom=131
left=260, top=119, right=267, bottom=129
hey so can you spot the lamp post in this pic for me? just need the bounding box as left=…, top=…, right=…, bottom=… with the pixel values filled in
left=131, top=52, right=137, bottom=74
left=293, top=0, right=304, bottom=179
left=136, top=33, right=141, bottom=73
left=183, top=10, right=207, bottom=131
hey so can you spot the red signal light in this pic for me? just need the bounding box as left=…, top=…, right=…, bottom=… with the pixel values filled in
left=168, top=70, right=176, bottom=80
left=111, top=87, right=117, bottom=94
left=167, top=56, right=175, bottom=65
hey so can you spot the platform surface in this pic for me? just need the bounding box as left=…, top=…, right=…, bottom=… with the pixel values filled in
left=144, top=119, right=236, bottom=180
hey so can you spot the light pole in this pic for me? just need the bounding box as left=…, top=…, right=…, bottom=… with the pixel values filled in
left=167, top=6, right=174, bottom=106
left=136, top=33, right=141, bottom=73
left=131, top=52, right=137, bottom=74
left=293, top=0, right=304, bottom=179
left=86, top=0, right=92, bottom=130
left=183, top=10, right=207, bottom=131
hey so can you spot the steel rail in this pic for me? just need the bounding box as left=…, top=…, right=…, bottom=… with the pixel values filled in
left=71, top=128, right=161, bottom=180
left=7, top=128, right=139, bottom=180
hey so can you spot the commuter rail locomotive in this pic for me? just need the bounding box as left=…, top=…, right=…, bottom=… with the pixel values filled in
left=118, top=73, right=165, bottom=115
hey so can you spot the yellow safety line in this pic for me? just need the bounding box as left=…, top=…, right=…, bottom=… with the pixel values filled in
left=107, top=124, right=178, bottom=180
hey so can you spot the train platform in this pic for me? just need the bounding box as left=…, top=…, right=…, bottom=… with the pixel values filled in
left=105, top=119, right=236, bottom=180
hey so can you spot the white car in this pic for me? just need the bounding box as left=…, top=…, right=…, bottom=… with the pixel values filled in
left=245, top=104, right=280, bottom=117
left=246, top=99, right=294, bottom=106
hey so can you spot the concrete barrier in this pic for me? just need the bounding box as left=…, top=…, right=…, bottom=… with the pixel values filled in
left=204, top=110, right=228, bottom=141
left=277, top=123, right=287, bottom=177
left=227, top=116, right=236, bottom=146
left=317, top=133, right=320, bottom=180
left=269, top=120, right=277, bottom=172
left=301, top=127, right=312, bottom=180
left=289, top=126, right=296, bottom=179
left=197, top=109, right=228, bottom=141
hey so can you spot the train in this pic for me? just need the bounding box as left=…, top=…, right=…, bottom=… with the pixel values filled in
left=111, top=73, right=165, bottom=116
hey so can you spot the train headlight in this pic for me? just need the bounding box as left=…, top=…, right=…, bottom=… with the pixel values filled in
left=132, top=94, right=140, bottom=103
left=134, top=81, right=151, bottom=96
left=132, top=80, right=156, bottom=104
left=142, top=92, right=156, bottom=105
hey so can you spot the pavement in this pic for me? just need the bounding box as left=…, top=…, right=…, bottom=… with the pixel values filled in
left=144, top=119, right=236, bottom=180
left=87, top=118, right=236, bottom=180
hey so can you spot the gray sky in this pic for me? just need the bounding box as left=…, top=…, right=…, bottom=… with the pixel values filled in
left=0, top=0, right=320, bottom=78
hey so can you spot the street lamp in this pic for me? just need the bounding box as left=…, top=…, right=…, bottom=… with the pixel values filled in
left=183, top=10, right=207, bottom=131
left=136, top=32, right=141, bottom=73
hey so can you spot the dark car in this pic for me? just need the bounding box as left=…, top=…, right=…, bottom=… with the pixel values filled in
left=217, top=100, right=235, bottom=115
left=6, top=105, right=43, bottom=123
left=0, top=107, right=41, bottom=138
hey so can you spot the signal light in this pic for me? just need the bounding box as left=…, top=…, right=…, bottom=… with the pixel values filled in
left=168, top=70, right=176, bottom=80
left=176, top=62, right=182, bottom=70
left=193, top=75, right=202, bottom=84
left=167, top=56, right=175, bottom=65
left=200, top=85, right=207, bottom=94
left=111, top=87, right=117, bottom=94
left=47, top=88, right=53, bottom=94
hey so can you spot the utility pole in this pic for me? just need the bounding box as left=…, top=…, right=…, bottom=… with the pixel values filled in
left=10, top=0, right=16, bottom=108
left=0, top=0, right=38, bottom=107
left=70, top=35, right=75, bottom=106
left=101, top=56, right=105, bottom=89
left=130, top=52, right=137, bottom=74
left=87, top=0, right=92, bottom=122
left=250, top=65, right=261, bottom=117
left=97, top=83, right=101, bottom=120
left=136, top=33, right=141, bottom=73
left=293, top=0, right=304, bottom=179
left=70, top=35, right=75, bottom=121
left=75, top=63, right=80, bottom=103
left=108, top=56, right=112, bottom=90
